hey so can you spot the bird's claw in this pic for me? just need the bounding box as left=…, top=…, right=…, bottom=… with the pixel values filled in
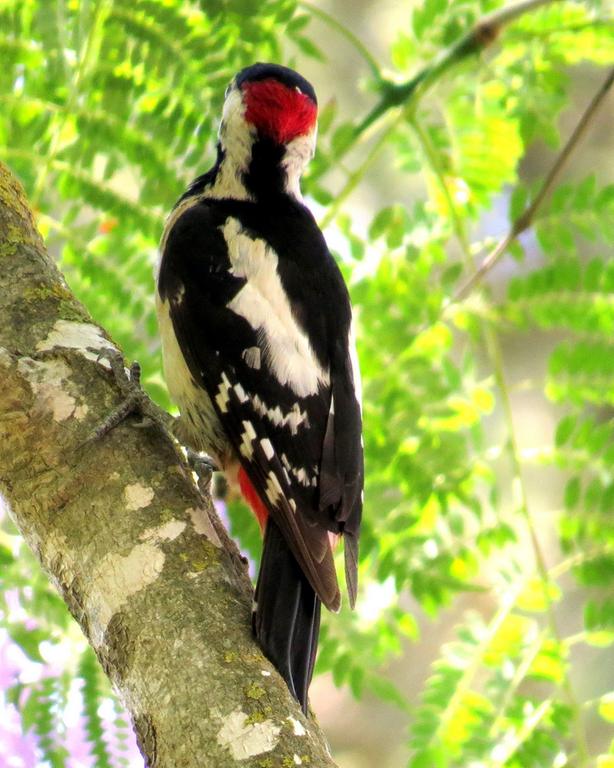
left=84, top=347, right=173, bottom=443
left=186, top=448, right=218, bottom=494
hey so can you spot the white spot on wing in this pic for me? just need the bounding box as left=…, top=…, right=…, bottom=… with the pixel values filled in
left=215, top=373, right=232, bottom=413
left=234, top=382, right=248, bottom=403
left=242, top=346, right=261, bottom=369
left=296, top=467, right=310, bottom=487
left=260, top=438, right=274, bottom=460
left=265, top=471, right=283, bottom=504
left=280, top=452, right=318, bottom=488
left=251, top=394, right=308, bottom=434
left=172, top=282, right=185, bottom=306
left=240, top=420, right=257, bottom=458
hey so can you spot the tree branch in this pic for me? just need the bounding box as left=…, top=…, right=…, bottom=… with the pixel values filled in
left=450, top=65, right=614, bottom=305
left=0, top=160, right=337, bottom=767
left=309, top=0, right=565, bottom=185
left=357, top=0, right=563, bottom=136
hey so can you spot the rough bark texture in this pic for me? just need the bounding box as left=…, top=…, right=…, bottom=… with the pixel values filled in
left=0, top=160, right=337, bottom=768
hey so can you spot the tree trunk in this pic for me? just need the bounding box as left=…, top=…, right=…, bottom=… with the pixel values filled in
left=0, top=160, right=337, bottom=767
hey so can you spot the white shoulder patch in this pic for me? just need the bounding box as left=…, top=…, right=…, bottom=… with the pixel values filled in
left=282, top=128, right=316, bottom=200
left=222, top=218, right=329, bottom=397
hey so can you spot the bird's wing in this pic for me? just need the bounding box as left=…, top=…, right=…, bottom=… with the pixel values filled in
left=158, top=198, right=363, bottom=610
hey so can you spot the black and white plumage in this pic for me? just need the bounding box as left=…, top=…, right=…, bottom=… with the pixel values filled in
left=156, top=62, right=363, bottom=713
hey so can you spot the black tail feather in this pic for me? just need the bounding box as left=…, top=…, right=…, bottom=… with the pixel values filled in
left=253, top=519, right=321, bottom=714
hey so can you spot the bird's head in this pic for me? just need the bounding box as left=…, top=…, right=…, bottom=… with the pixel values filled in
left=219, top=63, right=318, bottom=196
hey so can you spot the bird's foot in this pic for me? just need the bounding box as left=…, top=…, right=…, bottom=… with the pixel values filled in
left=85, top=347, right=174, bottom=443
left=186, top=449, right=218, bottom=495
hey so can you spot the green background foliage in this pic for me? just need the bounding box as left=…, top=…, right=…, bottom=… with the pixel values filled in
left=0, top=0, right=613, bottom=765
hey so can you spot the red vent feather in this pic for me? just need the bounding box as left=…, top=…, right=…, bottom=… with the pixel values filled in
left=238, top=466, right=269, bottom=532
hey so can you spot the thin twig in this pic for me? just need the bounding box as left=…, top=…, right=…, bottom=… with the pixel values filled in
left=309, top=0, right=565, bottom=185
left=318, top=116, right=401, bottom=229
left=485, top=328, right=591, bottom=766
left=299, top=1, right=382, bottom=79
left=357, top=0, right=563, bottom=136
left=449, top=65, right=614, bottom=307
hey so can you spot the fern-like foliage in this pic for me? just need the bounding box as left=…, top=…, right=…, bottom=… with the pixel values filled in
left=79, top=646, right=115, bottom=768
left=0, top=0, right=298, bottom=408
left=1, top=0, right=613, bottom=765
left=408, top=606, right=577, bottom=768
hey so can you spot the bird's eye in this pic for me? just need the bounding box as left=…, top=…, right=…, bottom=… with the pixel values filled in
left=295, top=86, right=303, bottom=94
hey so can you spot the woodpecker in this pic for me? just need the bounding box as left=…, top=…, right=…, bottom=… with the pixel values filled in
left=156, top=62, right=363, bottom=713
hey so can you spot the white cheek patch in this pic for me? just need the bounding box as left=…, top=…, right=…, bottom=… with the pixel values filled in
left=222, top=218, right=329, bottom=398
left=282, top=128, right=317, bottom=200
left=212, top=88, right=256, bottom=200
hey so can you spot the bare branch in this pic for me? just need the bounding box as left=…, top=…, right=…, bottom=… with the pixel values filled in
left=450, top=66, right=614, bottom=305
left=308, top=0, right=566, bottom=184
left=356, top=0, right=564, bottom=136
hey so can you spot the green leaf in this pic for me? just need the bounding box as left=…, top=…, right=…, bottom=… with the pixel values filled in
left=516, top=578, right=561, bottom=613
left=6, top=625, right=47, bottom=662
left=564, top=476, right=581, bottom=511
left=598, top=694, right=614, bottom=724
left=585, top=599, right=614, bottom=632
left=0, top=542, right=14, bottom=566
